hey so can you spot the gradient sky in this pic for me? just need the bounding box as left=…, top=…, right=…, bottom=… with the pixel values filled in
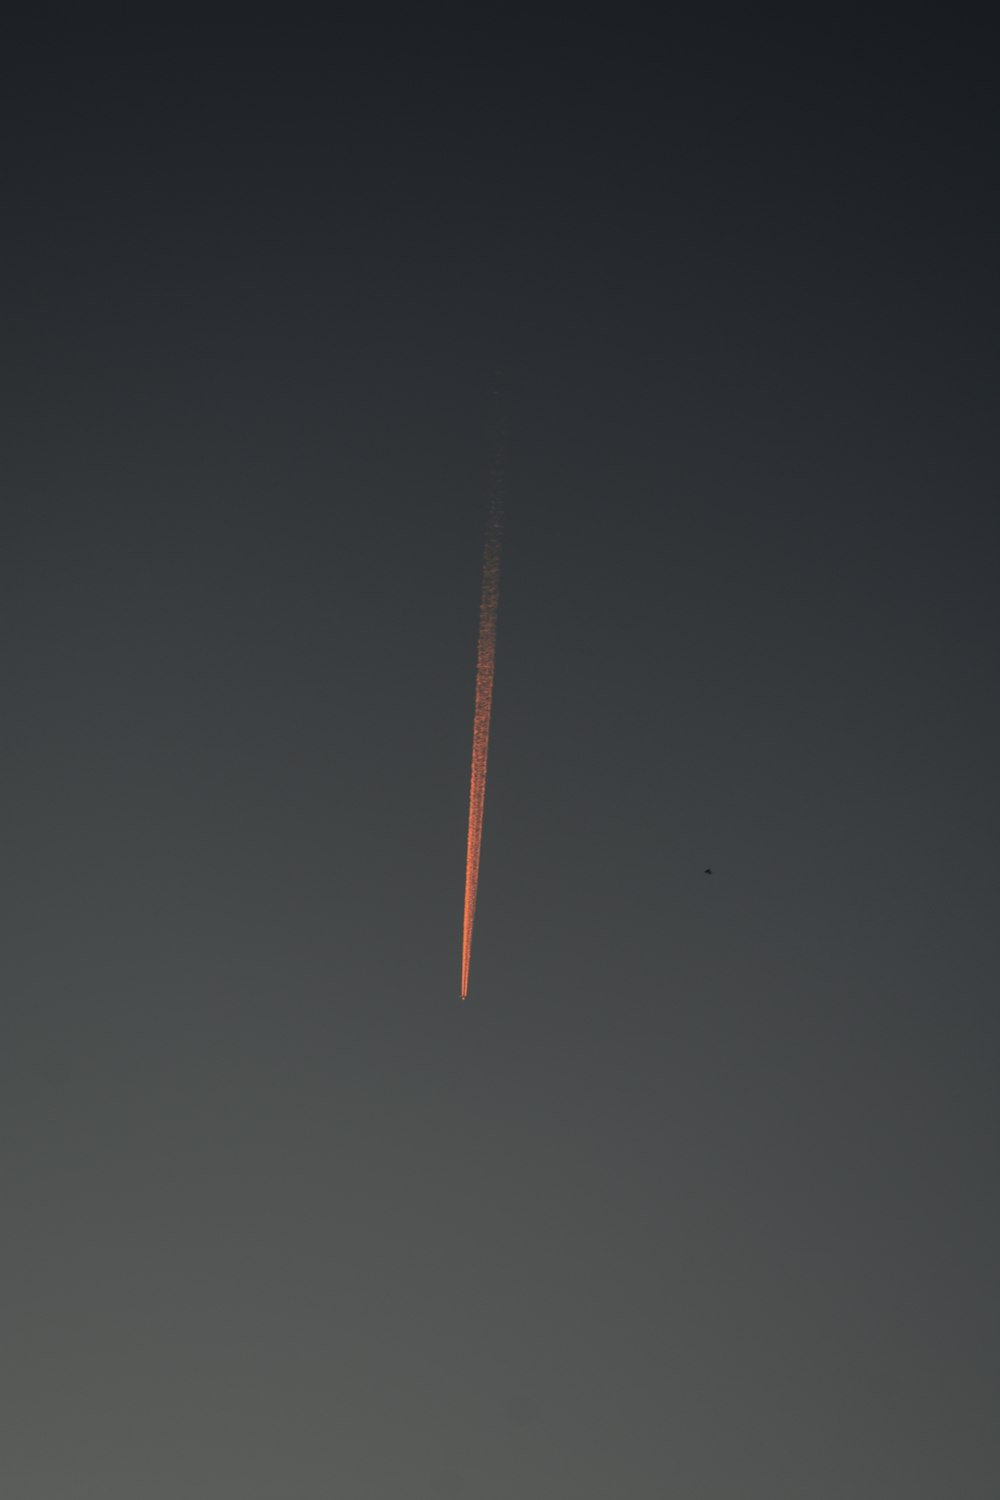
left=4, top=18, right=999, bottom=1497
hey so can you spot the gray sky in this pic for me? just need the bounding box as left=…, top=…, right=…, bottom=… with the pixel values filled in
left=3, top=17, right=999, bottom=1496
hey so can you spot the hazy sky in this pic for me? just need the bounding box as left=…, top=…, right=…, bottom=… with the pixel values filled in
left=4, top=18, right=999, bottom=1497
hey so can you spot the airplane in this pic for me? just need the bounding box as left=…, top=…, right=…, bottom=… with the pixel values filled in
left=704, top=868, right=712, bottom=875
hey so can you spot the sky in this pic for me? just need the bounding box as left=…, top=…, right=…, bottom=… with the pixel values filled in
left=3, top=18, right=999, bottom=1497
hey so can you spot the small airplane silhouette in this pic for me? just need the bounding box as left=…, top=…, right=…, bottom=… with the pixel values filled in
left=704, top=868, right=712, bottom=875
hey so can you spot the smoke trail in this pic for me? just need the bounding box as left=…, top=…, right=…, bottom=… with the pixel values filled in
left=460, top=447, right=503, bottom=1000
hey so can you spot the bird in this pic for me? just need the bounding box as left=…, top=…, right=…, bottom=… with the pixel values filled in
left=704, top=868, right=712, bottom=875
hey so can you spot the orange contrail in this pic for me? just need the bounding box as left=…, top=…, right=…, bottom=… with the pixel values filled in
left=460, top=460, right=503, bottom=1000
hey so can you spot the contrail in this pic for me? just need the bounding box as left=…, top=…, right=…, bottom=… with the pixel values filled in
left=460, top=434, right=503, bottom=1000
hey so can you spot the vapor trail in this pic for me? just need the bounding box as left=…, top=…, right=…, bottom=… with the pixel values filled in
left=460, top=453, right=503, bottom=1000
